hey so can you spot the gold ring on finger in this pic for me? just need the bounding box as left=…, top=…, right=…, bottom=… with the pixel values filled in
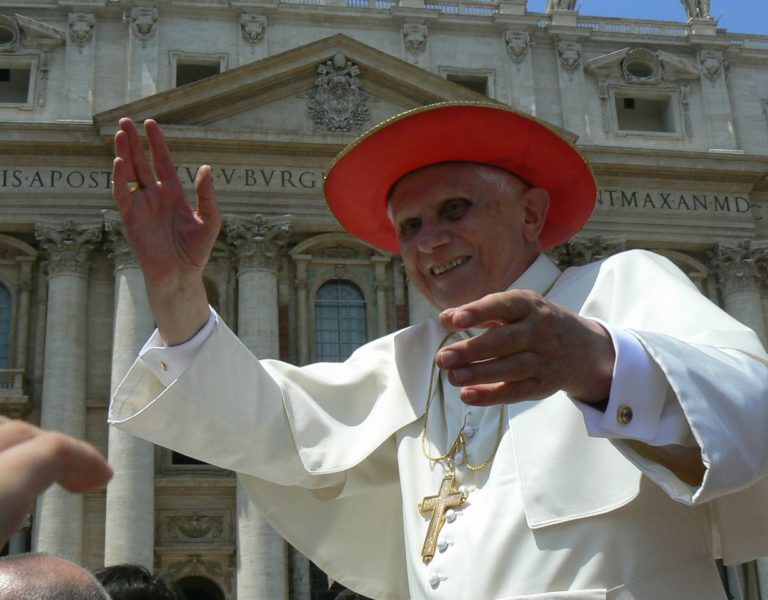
left=127, top=181, right=140, bottom=193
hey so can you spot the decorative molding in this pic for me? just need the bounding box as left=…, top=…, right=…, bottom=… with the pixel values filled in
left=547, top=236, right=626, bottom=268
left=240, top=13, right=266, bottom=45
left=557, top=41, right=581, bottom=73
left=224, top=214, right=292, bottom=272
left=130, top=7, right=158, bottom=45
left=159, top=551, right=235, bottom=594
left=12, top=15, right=66, bottom=50
left=504, top=30, right=530, bottom=63
left=402, top=23, right=428, bottom=54
left=68, top=13, right=94, bottom=49
left=35, top=221, right=101, bottom=277
left=306, top=53, right=371, bottom=133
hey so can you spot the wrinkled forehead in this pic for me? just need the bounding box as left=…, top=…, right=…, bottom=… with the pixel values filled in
left=386, top=161, right=529, bottom=211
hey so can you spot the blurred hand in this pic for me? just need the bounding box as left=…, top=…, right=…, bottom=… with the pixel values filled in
left=0, top=417, right=112, bottom=546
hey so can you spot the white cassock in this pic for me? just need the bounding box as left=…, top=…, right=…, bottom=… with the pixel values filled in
left=110, top=250, right=768, bottom=600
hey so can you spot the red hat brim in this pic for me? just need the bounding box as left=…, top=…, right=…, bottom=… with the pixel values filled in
left=323, top=102, right=597, bottom=254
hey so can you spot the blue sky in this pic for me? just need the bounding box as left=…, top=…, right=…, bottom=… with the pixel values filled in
left=526, top=0, right=768, bottom=35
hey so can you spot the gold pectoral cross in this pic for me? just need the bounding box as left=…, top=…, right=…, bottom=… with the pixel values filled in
left=418, top=472, right=467, bottom=564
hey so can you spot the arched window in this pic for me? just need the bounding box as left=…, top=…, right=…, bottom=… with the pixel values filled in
left=0, top=283, right=11, bottom=370
left=315, top=280, right=367, bottom=361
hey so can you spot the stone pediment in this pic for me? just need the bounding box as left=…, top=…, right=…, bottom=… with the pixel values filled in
left=585, top=47, right=700, bottom=84
left=0, top=14, right=66, bottom=52
left=93, top=34, right=489, bottom=154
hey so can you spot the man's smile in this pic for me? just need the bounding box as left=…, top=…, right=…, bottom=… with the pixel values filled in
left=430, top=256, right=470, bottom=276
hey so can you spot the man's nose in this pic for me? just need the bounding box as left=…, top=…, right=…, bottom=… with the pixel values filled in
left=416, top=223, right=450, bottom=253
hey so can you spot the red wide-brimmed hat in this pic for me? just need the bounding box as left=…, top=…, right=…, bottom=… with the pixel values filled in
left=323, top=101, right=597, bottom=254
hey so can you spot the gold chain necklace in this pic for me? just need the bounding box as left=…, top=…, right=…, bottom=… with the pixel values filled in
left=417, top=331, right=505, bottom=564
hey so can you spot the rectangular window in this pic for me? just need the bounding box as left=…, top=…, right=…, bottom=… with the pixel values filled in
left=170, top=51, right=228, bottom=88
left=0, top=66, right=31, bottom=104
left=615, top=95, right=676, bottom=133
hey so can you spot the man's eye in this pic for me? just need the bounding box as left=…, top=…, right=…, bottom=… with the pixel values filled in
left=398, top=219, right=420, bottom=240
left=443, top=199, right=470, bottom=220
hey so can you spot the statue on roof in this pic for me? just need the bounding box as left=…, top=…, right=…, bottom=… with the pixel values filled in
left=680, top=0, right=711, bottom=20
left=546, top=0, right=577, bottom=12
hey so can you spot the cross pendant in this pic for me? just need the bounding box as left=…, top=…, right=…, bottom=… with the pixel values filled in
left=418, top=472, right=467, bottom=564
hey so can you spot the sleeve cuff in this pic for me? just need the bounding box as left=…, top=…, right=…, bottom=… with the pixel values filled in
left=576, top=321, right=694, bottom=447
left=138, top=308, right=218, bottom=387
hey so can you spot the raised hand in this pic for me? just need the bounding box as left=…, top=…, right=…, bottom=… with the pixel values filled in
left=435, top=290, right=615, bottom=406
left=0, top=417, right=113, bottom=547
left=113, top=118, right=221, bottom=344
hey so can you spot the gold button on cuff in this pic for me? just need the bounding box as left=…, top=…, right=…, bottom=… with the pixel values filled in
left=617, top=404, right=633, bottom=425
left=160, top=361, right=169, bottom=372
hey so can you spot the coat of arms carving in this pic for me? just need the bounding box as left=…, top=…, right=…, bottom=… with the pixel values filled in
left=504, top=30, right=530, bottom=63
left=306, top=53, right=371, bottom=133
left=240, top=14, right=266, bottom=45
left=68, top=13, right=94, bottom=47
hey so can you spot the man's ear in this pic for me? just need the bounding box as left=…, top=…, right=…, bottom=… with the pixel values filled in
left=521, top=187, right=550, bottom=242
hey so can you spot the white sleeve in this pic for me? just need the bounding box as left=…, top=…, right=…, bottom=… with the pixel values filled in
left=138, top=308, right=218, bottom=387
left=575, top=321, right=696, bottom=447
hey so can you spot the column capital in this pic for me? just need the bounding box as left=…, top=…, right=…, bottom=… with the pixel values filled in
left=35, top=220, right=101, bottom=277
left=547, top=235, right=626, bottom=269
left=225, top=215, right=292, bottom=273
left=103, top=211, right=138, bottom=270
left=709, top=240, right=768, bottom=296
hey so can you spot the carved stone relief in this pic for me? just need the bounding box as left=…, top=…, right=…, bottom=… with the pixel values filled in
left=504, top=30, right=530, bottom=63
left=166, top=513, right=225, bottom=542
left=240, top=13, right=266, bottom=45
left=557, top=41, right=581, bottom=73
left=306, top=53, right=371, bottom=133
left=698, top=50, right=725, bottom=83
left=68, top=13, right=94, bottom=48
left=403, top=23, right=428, bottom=54
left=130, top=7, right=158, bottom=45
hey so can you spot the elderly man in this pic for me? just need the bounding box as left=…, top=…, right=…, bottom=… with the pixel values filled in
left=109, top=102, right=768, bottom=599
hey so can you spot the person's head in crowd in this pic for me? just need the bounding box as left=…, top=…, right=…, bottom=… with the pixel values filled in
left=0, top=553, right=110, bottom=600
left=92, top=563, right=184, bottom=600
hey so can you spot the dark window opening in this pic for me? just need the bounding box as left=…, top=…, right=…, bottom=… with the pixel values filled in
left=175, top=62, right=220, bottom=87
left=446, top=73, right=488, bottom=96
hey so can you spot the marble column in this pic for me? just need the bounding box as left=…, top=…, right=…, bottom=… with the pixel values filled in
left=225, top=215, right=292, bottom=600
left=103, top=216, right=156, bottom=568
left=710, top=241, right=768, bottom=345
left=372, top=256, right=391, bottom=337
left=711, top=241, right=768, bottom=600
left=294, top=255, right=310, bottom=365
left=14, top=257, right=34, bottom=378
left=32, top=221, right=100, bottom=562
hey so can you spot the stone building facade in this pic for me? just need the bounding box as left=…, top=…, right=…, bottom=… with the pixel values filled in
left=0, top=0, right=766, bottom=598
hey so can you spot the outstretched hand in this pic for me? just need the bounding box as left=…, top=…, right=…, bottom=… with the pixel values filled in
left=436, top=290, right=615, bottom=406
left=113, top=118, right=220, bottom=344
left=0, top=417, right=113, bottom=547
